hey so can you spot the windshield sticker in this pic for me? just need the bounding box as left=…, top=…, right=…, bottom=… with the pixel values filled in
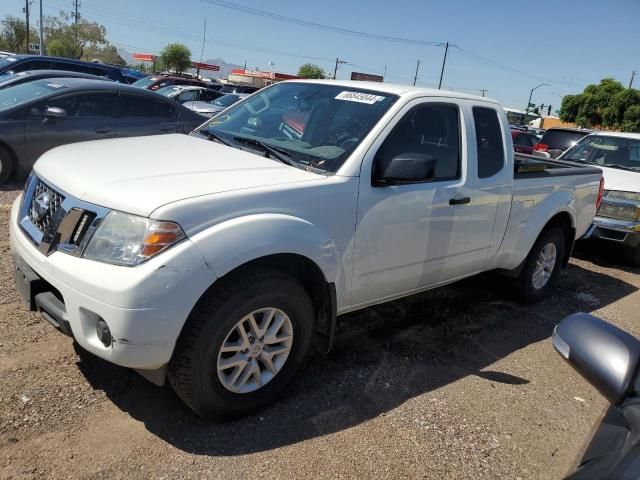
left=46, top=83, right=65, bottom=89
left=335, top=91, right=385, bottom=104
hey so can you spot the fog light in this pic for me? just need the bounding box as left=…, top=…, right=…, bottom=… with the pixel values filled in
left=96, top=319, right=112, bottom=347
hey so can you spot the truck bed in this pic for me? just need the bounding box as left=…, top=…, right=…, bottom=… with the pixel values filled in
left=514, top=153, right=602, bottom=178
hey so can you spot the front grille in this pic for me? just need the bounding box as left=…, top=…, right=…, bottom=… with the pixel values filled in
left=28, top=181, right=65, bottom=234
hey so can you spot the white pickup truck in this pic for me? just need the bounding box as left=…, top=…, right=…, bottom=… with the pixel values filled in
left=10, top=80, right=602, bottom=418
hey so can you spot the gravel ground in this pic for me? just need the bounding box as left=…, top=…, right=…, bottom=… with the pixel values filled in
left=1, top=185, right=639, bottom=479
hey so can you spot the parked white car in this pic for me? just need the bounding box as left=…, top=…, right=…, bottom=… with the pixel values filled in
left=10, top=80, right=602, bottom=418
left=559, top=132, right=640, bottom=266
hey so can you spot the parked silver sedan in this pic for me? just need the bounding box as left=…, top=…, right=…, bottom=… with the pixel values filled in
left=182, top=93, right=249, bottom=117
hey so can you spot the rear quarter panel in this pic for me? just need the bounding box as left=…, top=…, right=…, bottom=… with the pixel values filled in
left=493, top=172, right=601, bottom=270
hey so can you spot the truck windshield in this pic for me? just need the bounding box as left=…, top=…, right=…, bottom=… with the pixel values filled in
left=563, top=136, right=640, bottom=171
left=0, top=79, right=65, bottom=112
left=194, top=82, right=398, bottom=172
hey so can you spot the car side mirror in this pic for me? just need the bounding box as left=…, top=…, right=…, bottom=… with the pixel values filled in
left=553, top=313, right=640, bottom=405
left=373, top=153, right=436, bottom=186
left=44, top=107, right=67, bottom=120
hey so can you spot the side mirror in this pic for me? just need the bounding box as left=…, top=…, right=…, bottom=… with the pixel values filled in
left=553, top=313, right=640, bottom=405
left=44, top=107, right=67, bottom=120
left=373, top=152, right=436, bottom=186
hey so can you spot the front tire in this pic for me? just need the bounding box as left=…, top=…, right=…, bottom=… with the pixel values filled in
left=168, top=268, right=314, bottom=419
left=0, top=144, right=14, bottom=184
left=515, top=227, right=566, bottom=304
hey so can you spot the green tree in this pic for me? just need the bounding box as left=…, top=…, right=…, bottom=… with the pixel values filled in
left=0, top=15, right=38, bottom=53
left=559, top=78, right=640, bottom=131
left=160, top=43, right=191, bottom=74
left=622, top=105, right=640, bottom=133
left=43, top=12, right=108, bottom=59
left=297, top=63, right=325, bottom=79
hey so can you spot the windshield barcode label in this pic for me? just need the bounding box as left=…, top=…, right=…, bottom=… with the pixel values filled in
left=335, top=91, right=385, bottom=104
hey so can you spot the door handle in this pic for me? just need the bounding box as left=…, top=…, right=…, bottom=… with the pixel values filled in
left=95, top=127, right=113, bottom=134
left=449, top=197, right=471, bottom=205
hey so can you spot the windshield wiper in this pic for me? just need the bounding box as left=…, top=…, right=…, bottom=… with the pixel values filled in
left=199, top=129, right=233, bottom=147
left=232, top=136, right=297, bottom=167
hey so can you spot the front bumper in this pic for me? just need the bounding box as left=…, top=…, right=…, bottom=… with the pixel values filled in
left=10, top=196, right=217, bottom=370
left=586, top=216, right=640, bottom=248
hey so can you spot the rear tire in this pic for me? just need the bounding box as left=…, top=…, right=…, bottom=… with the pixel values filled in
left=0, top=144, right=14, bottom=184
left=168, top=268, right=315, bottom=419
left=515, top=227, right=566, bottom=304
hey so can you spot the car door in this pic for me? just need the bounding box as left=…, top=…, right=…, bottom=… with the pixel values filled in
left=174, top=89, right=199, bottom=104
left=114, top=92, right=178, bottom=137
left=351, top=99, right=475, bottom=307
left=25, top=91, right=116, bottom=164
left=461, top=104, right=513, bottom=272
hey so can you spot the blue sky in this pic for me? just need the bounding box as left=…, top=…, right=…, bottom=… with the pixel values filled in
left=2, top=0, right=639, bottom=109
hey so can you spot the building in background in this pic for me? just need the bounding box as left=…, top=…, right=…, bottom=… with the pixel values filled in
left=227, top=68, right=300, bottom=88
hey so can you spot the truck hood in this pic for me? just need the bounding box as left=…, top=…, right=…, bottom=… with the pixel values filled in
left=34, top=134, right=324, bottom=217
left=598, top=165, right=640, bottom=193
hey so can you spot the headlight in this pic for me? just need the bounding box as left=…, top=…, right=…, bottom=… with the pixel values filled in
left=598, top=191, right=640, bottom=222
left=83, top=211, right=185, bottom=266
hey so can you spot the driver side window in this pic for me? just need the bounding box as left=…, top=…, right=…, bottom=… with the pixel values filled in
left=375, top=103, right=461, bottom=182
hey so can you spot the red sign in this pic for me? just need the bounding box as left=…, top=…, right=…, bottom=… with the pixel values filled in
left=351, top=71, right=384, bottom=82
left=132, top=53, right=158, bottom=62
left=192, top=62, right=220, bottom=72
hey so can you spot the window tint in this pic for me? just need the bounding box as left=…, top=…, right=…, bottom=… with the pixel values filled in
left=176, top=90, right=199, bottom=103
left=201, top=90, right=221, bottom=102
left=53, top=61, right=109, bottom=78
left=541, top=130, right=589, bottom=151
left=117, top=94, right=176, bottom=118
left=13, top=60, right=52, bottom=72
left=376, top=103, right=460, bottom=181
left=44, top=92, right=114, bottom=118
left=515, top=133, right=534, bottom=147
left=473, top=107, right=505, bottom=178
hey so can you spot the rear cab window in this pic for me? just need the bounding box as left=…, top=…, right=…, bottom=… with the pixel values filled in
left=473, top=106, right=505, bottom=178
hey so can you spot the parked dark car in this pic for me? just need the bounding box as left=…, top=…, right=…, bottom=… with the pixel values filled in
left=132, top=74, right=206, bottom=91
left=553, top=313, right=640, bottom=479
left=0, top=69, right=111, bottom=90
left=0, top=55, right=135, bottom=83
left=0, top=78, right=206, bottom=183
left=534, top=127, right=592, bottom=158
left=218, top=84, right=260, bottom=94
left=511, top=128, right=541, bottom=154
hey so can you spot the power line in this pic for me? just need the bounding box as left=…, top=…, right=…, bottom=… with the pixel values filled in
left=56, top=0, right=336, bottom=66
left=199, top=0, right=445, bottom=47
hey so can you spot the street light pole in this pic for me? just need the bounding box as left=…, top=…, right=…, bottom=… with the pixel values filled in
left=39, top=0, right=44, bottom=56
left=524, top=83, right=549, bottom=125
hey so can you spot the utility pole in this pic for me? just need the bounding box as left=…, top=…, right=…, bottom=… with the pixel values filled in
left=438, top=42, right=449, bottom=89
left=71, top=0, right=80, bottom=47
left=413, top=60, right=420, bottom=86
left=630, top=71, right=637, bottom=89
left=39, top=0, right=44, bottom=56
left=333, top=57, right=347, bottom=79
left=480, top=89, right=487, bottom=97
left=383, top=65, right=387, bottom=82
left=23, top=0, right=30, bottom=54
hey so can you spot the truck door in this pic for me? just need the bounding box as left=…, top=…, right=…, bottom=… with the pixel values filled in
left=462, top=105, right=513, bottom=271
left=351, top=99, right=475, bottom=307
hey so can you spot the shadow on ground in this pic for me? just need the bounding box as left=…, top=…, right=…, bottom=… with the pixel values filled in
left=573, top=241, right=640, bottom=276
left=75, top=262, right=637, bottom=456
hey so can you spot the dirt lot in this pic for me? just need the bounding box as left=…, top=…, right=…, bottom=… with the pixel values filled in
left=1, top=184, right=639, bottom=480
